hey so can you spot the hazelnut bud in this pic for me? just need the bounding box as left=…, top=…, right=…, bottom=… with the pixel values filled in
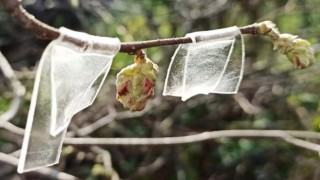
left=116, top=50, right=159, bottom=111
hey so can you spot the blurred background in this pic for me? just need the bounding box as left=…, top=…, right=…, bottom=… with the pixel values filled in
left=0, top=0, right=320, bottom=179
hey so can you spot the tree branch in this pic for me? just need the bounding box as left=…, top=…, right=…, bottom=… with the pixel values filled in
left=0, top=0, right=260, bottom=54
left=1, top=122, right=320, bottom=153
left=0, top=152, right=78, bottom=179
left=0, top=52, right=26, bottom=124
left=0, top=0, right=60, bottom=39
left=2, top=122, right=320, bottom=152
left=70, top=105, right=152, bottom=137
left=64, top=130, right=320, bottom=152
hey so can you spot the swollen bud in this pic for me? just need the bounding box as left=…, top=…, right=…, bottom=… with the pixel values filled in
left=273, top=34, right=314, bottom=69
left=116, top=50, right=159, bottom=111
left=257, top=21, right=314, bottom=69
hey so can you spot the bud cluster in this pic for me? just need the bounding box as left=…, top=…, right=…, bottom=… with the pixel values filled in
left=257, top=21, right=314, bottom=69
left=116, top=50, right=159, bottom=111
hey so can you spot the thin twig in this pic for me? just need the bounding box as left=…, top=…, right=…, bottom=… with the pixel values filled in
left=283, top=136, right=320, bottom=152
left=0, top=152, right=78, bottom=179
left=234, top=93, right=262, bottom=114
left=91, top=146, right=120, bottom=180
left=0, top=0, right=260, bottom=54
left=2, top=122, right=320, bottom=153
left=70, top=113, right=116, bottom=137
left=73, top=105, right=153, bottom=136
left=64, top=130, right=320, bottom=152
left=1, top=120, right=320, bottom=154
left=0, top=52, right=26, bottom=123
left=129, top=155, right=166, bottom=178
left=0, top=122, right=25, bottom=136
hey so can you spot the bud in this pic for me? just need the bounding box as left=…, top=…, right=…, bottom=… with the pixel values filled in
left=116, top=50, right=159, bottom=111
left=273, top=34, right=314, bottom=69
left=257, top=21, right=280, bottom=39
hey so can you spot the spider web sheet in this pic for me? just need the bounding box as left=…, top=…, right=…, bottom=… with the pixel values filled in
left=18, top=28, right=120, bottom=173
left=163, top=26, right=244, bottom=101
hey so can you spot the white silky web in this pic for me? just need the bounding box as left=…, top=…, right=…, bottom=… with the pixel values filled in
left=163, top=26, right=244, bottom=101
left=18, top=28, right=120, bottom=173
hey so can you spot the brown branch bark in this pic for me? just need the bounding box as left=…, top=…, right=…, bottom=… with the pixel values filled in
left=0, top=0, right=260, bottom=54
left=0, top=0, right=60, bottom=39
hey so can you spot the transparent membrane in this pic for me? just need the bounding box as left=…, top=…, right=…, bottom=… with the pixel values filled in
left=18, top=28, right=120, bottom=173
left=163, top=26, right=244, bottom=101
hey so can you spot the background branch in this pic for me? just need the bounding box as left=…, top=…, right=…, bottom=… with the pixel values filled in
left=0, top=52, right=25, bottom=123
left=0, top=0, right=259, bottom=54
left=0, top=152, right=78, bottom=179
left=2, top=121, right=320, bottom=153
left=1, top=117, right=320, bottom=153
left=64, top=130, right=320, bottom=152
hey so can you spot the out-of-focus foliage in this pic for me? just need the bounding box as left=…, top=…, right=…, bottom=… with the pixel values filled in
left=0, top=0, right=320, bottom=179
